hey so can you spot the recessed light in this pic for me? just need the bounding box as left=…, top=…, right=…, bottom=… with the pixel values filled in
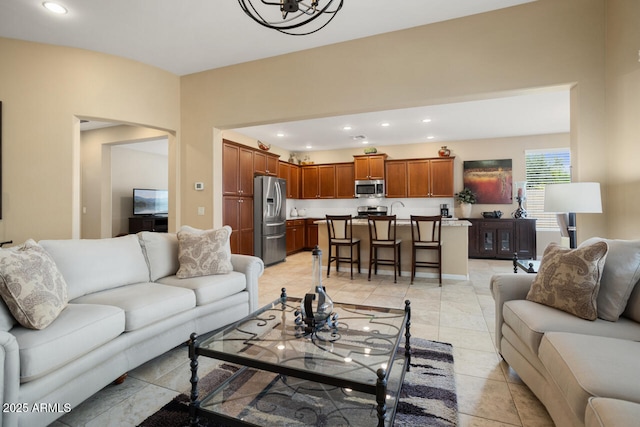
left=427, top=136, right=435, bottom=140
left=422, top=118, right=432, bottom=123
left=276, top=132, right=285, bottom=137
left=381, top=122, right=390, bottom=127
left=362, top=140, right=369, bottom=145
left=43, top=2, right=68, bottom=14
left=343, top=126, right=352, bottom=131
left=306, top=144, right=312, bottom=149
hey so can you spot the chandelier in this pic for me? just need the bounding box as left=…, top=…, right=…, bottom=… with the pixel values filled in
left=238, top=0, right=344, bottom=36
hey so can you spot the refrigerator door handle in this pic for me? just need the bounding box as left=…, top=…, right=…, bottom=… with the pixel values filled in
left=266, top=233, right=286, bottom=240
left=275, top=181, right=282, bottom=218
left=266, top=222, right=285, bottom=227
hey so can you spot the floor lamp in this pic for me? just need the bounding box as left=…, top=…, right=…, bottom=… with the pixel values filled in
left=544, top=182, right=602, bottom=249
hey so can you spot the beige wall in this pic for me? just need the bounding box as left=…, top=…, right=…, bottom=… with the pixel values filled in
left=0, top=38, right=180, bottom=244
left=4, top=0, right=636, bottom=245
left=181, top=0, right=609, bottom=242
left=606, top=0, right=640, bottom=239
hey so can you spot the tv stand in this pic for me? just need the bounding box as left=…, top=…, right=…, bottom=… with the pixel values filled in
left=129, top=216, right=168, bottom=233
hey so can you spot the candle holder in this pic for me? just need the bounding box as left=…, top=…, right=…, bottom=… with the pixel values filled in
left=512, top=181, right=527, bottom=219
left=294, top=246, right=339, bottom=337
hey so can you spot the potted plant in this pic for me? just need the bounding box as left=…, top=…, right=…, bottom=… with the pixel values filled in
left=455, top=187, right=477, bottom=218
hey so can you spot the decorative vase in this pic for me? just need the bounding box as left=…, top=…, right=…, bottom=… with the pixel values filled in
left=460, top=203, right=472, bottom=218
left=438, top=146, right=451, bottom=157
left=290, top=207, right=298, bottom=217
left=300, top=246, right=334, bottom=332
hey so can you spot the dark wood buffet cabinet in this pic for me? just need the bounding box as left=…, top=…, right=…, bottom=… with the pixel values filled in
left=466, top=218, right=537, bottom=260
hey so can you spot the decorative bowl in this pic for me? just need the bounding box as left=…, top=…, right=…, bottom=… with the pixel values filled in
left=257, top=141, right=271, bottom=151
left=364, top=147, right=378, bottom=154
left=482, top=211, right=503, bottom=219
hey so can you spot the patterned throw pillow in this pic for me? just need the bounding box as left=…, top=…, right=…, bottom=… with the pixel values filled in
left=526, top=242, right=609, bottom=320
left=0, top=239, right=69, bottom=329
left=176, top=226, right=233, bottom=279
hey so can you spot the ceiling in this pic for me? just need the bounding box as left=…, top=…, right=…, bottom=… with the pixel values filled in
left=0, top=0, right=534, bottom=76
left=235, top=89, right=570, bottom=152
left=5, top=1, right=568, bottom=151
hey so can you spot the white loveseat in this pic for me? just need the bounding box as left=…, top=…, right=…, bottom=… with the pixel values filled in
left=491, top=238, right=640, bottom=427
left=0, top=231, right=263, bottom=427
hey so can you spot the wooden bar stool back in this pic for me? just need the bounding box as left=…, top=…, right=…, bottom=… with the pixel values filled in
left=367, top=215, right=402, bottom=283
left=326, top=215, right=361, bottom=279
left=410, top=215, right=442, bottom=285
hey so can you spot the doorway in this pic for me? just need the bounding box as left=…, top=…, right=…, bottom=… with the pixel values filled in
left=79, top=121, right=172, bottom=238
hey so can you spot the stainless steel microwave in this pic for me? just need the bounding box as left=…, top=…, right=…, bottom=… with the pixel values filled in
left=354, top=180, right=385, bottom=198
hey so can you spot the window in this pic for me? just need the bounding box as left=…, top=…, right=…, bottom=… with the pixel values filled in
left=525, top=148, right=571, bottom=229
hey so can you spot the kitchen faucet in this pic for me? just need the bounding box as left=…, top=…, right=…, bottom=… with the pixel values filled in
left=390, top=201, right=405, bottom=216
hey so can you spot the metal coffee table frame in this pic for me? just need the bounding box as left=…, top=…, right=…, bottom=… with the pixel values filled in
left=188, top=288, right=411, bottom=427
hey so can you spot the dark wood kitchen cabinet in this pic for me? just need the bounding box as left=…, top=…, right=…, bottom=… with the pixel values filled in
left=467, top=218, right=536, bottom=260
left=385, top=160, right=407, bottom=198
left=335, top=163, right=355, bottom=199
left=304, top=218, right=321, bottom=249
left=406, top=158, right=454, bottom=198
left=278, top=161, right=300, bottom=199
left=353, top=154, right=387, bottom=180
left=223, top=140, right=254, bottom=197
left=301, top=165, right=336, bottom=199
left=223, top=196, right=254, bottom=255
left=286, top=219, right=305, bottom=255
left=254, top=151, right=279, bottom=176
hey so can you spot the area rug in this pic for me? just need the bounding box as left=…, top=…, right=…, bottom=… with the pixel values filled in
left=138, top=338, right=457, bottom=427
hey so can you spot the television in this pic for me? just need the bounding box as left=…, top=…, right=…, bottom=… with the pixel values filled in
left=132, top=188, right=168, bottom=216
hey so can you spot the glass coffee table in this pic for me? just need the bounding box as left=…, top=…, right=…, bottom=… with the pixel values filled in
left=188, top=288, right=411, bottom=427
left=513, top=253, right=540, bottom=274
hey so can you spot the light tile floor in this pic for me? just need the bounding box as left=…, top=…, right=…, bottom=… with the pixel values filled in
left=53, top=255, right=554, bottom=427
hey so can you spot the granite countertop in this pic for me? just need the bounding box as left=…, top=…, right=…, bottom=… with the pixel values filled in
left=314, top=218, right=471, bottom=227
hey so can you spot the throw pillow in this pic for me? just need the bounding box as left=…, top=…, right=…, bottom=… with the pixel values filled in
left=0, top=239, right=69, bottom=329
left=176, top=226, right=233, bottom=279
left=526, top=242, right=608, bottom=320
left=580, top=238, right=640, bottom=321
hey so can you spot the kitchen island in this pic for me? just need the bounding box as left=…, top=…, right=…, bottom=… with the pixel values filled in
left=316, top=218, right=471, bottom=280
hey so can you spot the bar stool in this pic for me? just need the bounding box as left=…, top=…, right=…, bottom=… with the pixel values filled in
left=326, top=215, right=361, bottom=279
left=410, top=215, right=442, bottom=285
left=368, top=215, right=402, bottom=283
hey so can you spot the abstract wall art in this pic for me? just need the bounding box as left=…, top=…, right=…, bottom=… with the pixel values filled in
left=463, top=159, right=513, bottom=204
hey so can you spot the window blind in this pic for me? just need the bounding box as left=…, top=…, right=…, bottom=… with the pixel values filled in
left=525, top=148, right=571, bottom=229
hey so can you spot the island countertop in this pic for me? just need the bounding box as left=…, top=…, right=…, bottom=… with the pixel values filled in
left=316, top=218, right=470, bottom=280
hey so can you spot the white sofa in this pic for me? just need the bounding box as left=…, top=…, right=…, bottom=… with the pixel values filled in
left=0, top=232, right=263, bottom=427
left=491, top=238, right=640, bottom=427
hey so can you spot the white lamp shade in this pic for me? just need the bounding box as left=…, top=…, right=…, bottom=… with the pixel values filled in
left=544, top=182, right=602, bottom=213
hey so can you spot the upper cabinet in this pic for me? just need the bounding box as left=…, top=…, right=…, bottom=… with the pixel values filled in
left=254, top=151, right=279, bottom=176
left=223, top=140, right=255, bottom=197
left=223, top=140, right=281, bottom=196
left=384, top=157, right=454, bottom=198
left=278, top=161, right=300, bottom=199
left=407, top=158, right=454, bottom=198
left=335, top=163, right=355, bottom=199
left=427, top=158, right=455, bottom=197
left=385, top=160, right=408, bottom=198
left=353, top=154, right=387, bottom=180
left=301, top=165, right=336, bottom=199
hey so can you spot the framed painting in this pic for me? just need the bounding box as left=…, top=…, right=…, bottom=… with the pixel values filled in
left=463, top=159, right=513, bottom=204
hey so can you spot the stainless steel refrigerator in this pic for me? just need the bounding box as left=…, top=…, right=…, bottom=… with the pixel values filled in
left=254, top=176, right=287, bottom=266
